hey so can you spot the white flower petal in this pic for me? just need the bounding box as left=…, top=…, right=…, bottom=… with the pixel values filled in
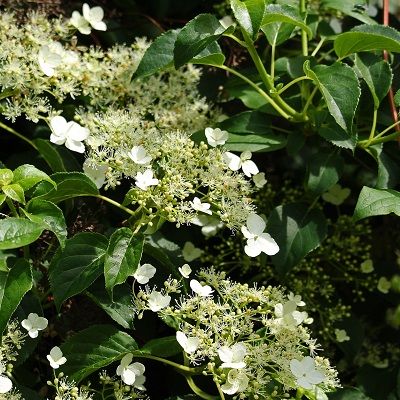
left=244, top=240, right=262, bottom=257
left=241, top=159, right=259, bottom=177
left=65, top=139, right=86, bottom=153
left=0, top=375, right=12, bottom=394
left=223, top=152, right=241, bottom=171
left=134, top=264, right=156, bottom=284
left=121, top=368, right=136, bottom=385
left=190, top=279, right=213, bottom=297
left=257, top=234, right=279, bottom=255
left=246, top=214, right=266, bottom=235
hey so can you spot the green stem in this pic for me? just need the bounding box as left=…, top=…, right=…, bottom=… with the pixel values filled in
left=218, top=65, right=292, bottom=120
left=300, top=0, right=308, bottom=57
left=296, top=388, right=305, bottom=399
left=240, top=29, right=305, bottom=120
left=372, top=120, right=400, bottom=140
left=185, top=375, right=218, bottom=400
left=270, top=42, right=276, bottom=82
left=365, top=108, right=378, bottom=146
left=301, top=86, right=318, bottom=116
left=311, top=37, right=326, bottom=57
left=215, top=381, right=226, bottom=400
left=359, top=130, right=400, bottom=147
left=133, top=354, right=202, bottom=376
left=5, top=198, right=19, bottom=217
left=0, top=120, right=38, bottom=150
left=277, top=76, right=311, bottom=95
left=94, top=194, right=136, bottom=216
left=223, top=33, right=247, bottom=47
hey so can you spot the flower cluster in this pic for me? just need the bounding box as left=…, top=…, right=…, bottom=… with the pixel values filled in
left=82, top=112, right=257, bottom=231
left=132, top=266, right=339, bottom=398
left=0, top=9, right=218, bottom=128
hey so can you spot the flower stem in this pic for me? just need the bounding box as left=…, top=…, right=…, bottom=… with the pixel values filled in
left=133, top=354, right=203, bottom=376
left=185, top=375, right=218, bottom=400
left=0, top=120, right=38, bottom=150
left=217, top=65, right=292, bottom=120
left=215, top=380, right=226, bottom=400
left=94, top=194, right=136, bottom=216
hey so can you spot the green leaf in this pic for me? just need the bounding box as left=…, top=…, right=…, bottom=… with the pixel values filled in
left=104, top=228, right=144, bottom=299
left=191, top=41, right=225, bottom=66
left=305, top=151, right=344, bottom=195
left=354, top=186, right=400, bottom=221
left=262, top=22, right=294, bottom=47
left=2, top=183, right=25, bottom=204
left=24, top=199, right=67, bottom=247
left=334, top=25, right=400, bottom=59
left=394, top=89, right=400, bottom=107
left=134, top=29, right=179, bottom=78
left=320, top=0, right=377, bottom=25
left=217, top=111, right=286, bottom=152
left=304, top=61, right=360, bottom=133
left=262, top=4, right=312, bottom=39
left=368, top=144, right=400, bottom=189
left=34, top=139, right=66, bottom=172
left=267, top=203, right=327, bottom=275
left=354, top=53, right=392, bottom=108
left=140, top=336, right=181, bottom=358
left=12, top=164, right=55, bottom=191
left=319, top=118, right=358, bottom=151
left=60, top=325, right=138, bottom=382
left=0, top=259, right=32, bottom=334
left=86, top=280, right=134, bottom=330
left=0, top=218, right=44, bottom=250
left=174, top=14, right=227, bottom=68
left=49, top=232, right=108, bottom=310
left=34, top=172, right=99, bottom=203
left=328, top=388, right=372, bottom=399
left=230, top=0, right=267, bottom=39
left=0, top=169, right=13, bottom=186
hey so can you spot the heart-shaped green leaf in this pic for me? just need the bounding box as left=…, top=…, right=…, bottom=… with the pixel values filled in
left=334, top=25, right=400, bottom=59
left=304, top=61, right=360, bottom=133
left=354, top=186, right=400, bottom=221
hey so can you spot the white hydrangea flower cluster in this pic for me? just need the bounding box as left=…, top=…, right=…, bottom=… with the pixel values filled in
left=82, top=111, right=255, bottom=230
left=132, top=267, right=340, bottom=398
left=0, top=9, right=219, bottom=128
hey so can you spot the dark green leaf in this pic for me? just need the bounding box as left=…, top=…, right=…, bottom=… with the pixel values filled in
left=354, top=53, right=392, bottom=108
left=60, top=325, right=138, bottom=382
left=0, top=218, right=44, bottom=250
left=328, top=388, right=372, bottom=400
left=34, top=139, right=66, bottom=172
left=230, top=0, right=267, bottom=39
left=334, top=25, right=400, bottom=59
left=104, top=228, right=144, bottom=299
left=304, top=61, right=361, bottom=133
left=354, top=186, right=400, bottom=221
left=13, top=164, right=55, bottom=191
left=174, top=14, right=227, bottom=68
left=319, top=119, right=358, bottom=151
left=275, top=56, right=310, bottom=79
left=134, top=29, right=179, bottom=78
left=24, top=199, right=67, bottom=247
left=305, top=151, right=344, bottom=195
left=262, top=4, right=312, bottom=39
left=2, top=183, right=25, bottom=204
left=140, top=336, right=181, bottom=358
left=267, top=203, right=327, bottom=275
left=369, top=144, right=400, bottom=189
left=0, top=259, right=32, bottom=334
left=86, top=280, right=134, bottom=330
left=49, top=232, right=108, bottom=310
left=217, top=111, right=286, bottom=152
left=191, top=41, right=225, bottom=66
left=34, top=172, right=99, bottom=203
